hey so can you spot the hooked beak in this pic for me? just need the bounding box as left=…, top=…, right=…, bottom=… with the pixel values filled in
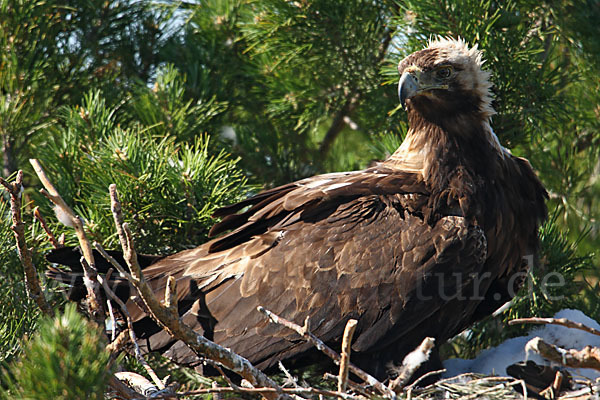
left=398, top=71, right=419, bottom=109
left=398, top=67, right=449, bottom=109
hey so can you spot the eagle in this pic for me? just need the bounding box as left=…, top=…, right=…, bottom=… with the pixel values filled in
left=47, top=38, right=547, bottom=380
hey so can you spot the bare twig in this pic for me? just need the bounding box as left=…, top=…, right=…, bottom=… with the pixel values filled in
left=30, top=158, right=104, bottom=319
left=389, top=337, right=435, bottom=393
left=323, top=373, right=375, bottom=398
left=526, top=337, right=600, bottom=371
left=33, top=206, right=61, bottom=249
left=278, top=362, right=299, bottom=388
left=107, top=184, right=287, bottom=400
left=212, top=381, right=222, bottom=400
left=0, top=171, right=53, bottom=316
left=93, top=241, right=134, bottom=282
left=509, top=317, right=600, bottom=337
left=404, top=369, right=446, bottom=393
left=338, top=319, right=358, bottom=393
left=257, top=306, right=396, bottom=399
left=538, top=370, right=564, bottom=400
left=106, top=298, right=117, bottom=341
left=205, top=360, right=240, bottom=391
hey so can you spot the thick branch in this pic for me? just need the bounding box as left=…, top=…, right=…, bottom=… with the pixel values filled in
left=257, top=306, right=396, bottom=399
left=318, top=94, right=360, bottom=158
left=108, top=184, right=286, bottom=400
left=30, top=158, right=104, bottom=318
left=0, top=171, right=53, bottom=316
left=526, top=337, right=600, bottom=370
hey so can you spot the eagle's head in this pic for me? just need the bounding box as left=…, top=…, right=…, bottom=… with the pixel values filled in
left=398, top=38, right=494, bottom=122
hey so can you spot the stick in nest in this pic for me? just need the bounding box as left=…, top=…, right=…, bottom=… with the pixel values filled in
left=338, top=319, right=358, bottom=393
left=257, top=306, right=397, bottom=399
left=526, top=337, right=600, bottom=371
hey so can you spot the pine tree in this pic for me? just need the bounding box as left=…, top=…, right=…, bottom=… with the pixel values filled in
left=1, top=0, right=599, bottom=396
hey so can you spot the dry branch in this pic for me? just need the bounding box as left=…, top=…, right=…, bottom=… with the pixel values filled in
left=0, top=171, right=53, bottom=316
left=107, top=184, right=287, bottom=400
left=323, top=372, right=375, bottom=398
left=257, top=306, right=397, bottom=399
left=526, top=337, right=600, bottom=371
left=109, top=374, right=146, bottom=399
left=509, top=316, right=600, bottom=337
left=114, top=371, right=161, bottom=397
left=338, top=319, right=358, bottom=393
left=30, top=158, right=104, bottom=318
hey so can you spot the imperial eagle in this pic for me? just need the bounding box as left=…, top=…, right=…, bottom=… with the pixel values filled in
left=47, top=38, right=548, bottom=379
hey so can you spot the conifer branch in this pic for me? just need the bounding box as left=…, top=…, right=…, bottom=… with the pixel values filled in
left=318, top=26, right=395, bottom=158
left=33, top=206, right=61, bottom=249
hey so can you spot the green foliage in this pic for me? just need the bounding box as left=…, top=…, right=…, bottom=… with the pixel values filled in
left=162, top=0, right=399, bottom=184
left=1, top=304, right=112, bottom=400
left=129, top=65, right=228, bottom=143
left=34, top=87, right=247, bottom=253
left=0, top=0, right=166, bottom=176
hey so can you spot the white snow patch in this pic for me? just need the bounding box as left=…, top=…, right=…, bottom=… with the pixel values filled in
left=443, top=309, right=600, bottom=380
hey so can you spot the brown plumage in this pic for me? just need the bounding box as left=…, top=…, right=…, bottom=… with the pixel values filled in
left=46, top=38, right=547, bottom=379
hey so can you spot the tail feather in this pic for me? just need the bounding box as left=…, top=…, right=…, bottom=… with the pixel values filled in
left=45, top=246, right=164, bottom=303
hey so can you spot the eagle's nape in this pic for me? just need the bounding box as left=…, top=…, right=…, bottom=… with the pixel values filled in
left=45, top=37, right=548, bottom=382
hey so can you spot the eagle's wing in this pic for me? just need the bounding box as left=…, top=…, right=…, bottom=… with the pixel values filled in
left=132, top=167, right=488, bottom=370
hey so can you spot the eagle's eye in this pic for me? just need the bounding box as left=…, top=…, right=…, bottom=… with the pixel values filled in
left=436, top=66, right=453, bottom=79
